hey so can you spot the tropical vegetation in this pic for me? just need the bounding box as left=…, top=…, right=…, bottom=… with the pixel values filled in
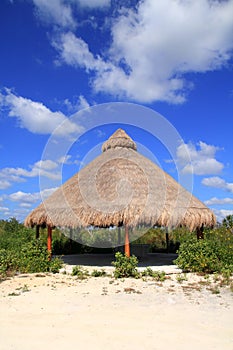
left=0, top=215, right=232, bottom=279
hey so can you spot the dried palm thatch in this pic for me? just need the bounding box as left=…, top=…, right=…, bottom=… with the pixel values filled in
left=25, top=129, right=216, bottom=231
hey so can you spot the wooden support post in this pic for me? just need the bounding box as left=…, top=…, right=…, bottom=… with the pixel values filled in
left=166, top=228, right=170, bottom=253
left=196, top=225, right=204, bottom=240
left=69, top=228, right=73, bottom=253
left=124, top=225, right=130, bottom=257
left=118, top=227, right=121, bottom=246
left=47, top=226, right=52, bottom=259
left=36, top=225, right=40, bottom=239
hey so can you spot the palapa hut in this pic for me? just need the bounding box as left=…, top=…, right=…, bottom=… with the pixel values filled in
left=25, top=129, right=216, bottom=256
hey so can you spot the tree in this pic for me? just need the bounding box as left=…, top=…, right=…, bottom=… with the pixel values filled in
left=222, top=215, right=233, bottom=233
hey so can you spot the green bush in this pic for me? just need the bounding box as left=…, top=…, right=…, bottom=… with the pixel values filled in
left=19, top=240, right=63, bottom=273
left=91, top=269, right=107, bottom=277
left=0, top=219, right=63, bottom=277
left=0, top=218, right=33, bottom=251
left=0, top=240, right=63, bottom=277
left=0, top=249, right=18, bottom=276
left=141, top=267, right=166, bottom=281
left=71, top=265, right=89, bottom=279
left=112, top=252, right=139, bottom=278
left=174, top=235, right=233, bottom=274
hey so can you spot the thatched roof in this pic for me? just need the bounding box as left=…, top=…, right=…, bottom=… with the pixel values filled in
left=25, top=129, right=216, bottom=231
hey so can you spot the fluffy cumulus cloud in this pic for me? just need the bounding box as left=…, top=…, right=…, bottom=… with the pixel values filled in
left=49, top=0, right=233, bottom=103
left=176, top=141, right=224, bottom=175
left=0, top=187, right=57, bottom=221
left=33, top=0, right=76, bottom=28
left=202, top=176, right=233, bottom=193
left=7, top=187, right=57, bottom=205
left=53, top=32, right=109, bottom=71
left=0, top=89, right=82, bottom=136
left=0, top=158, right=64, bottom=190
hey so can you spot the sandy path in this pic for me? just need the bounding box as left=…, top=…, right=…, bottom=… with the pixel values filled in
left=0, top=270, right=232, bottom=350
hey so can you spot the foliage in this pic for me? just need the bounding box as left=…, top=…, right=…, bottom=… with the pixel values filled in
left=91, top=269, right=107, bottom=277
left=0, top=219, right=63, bottom=277
left=71, top=265, right=89, bottom=279
left=1, top=216, right=233, bottom=279
left=0, top=218, right=33, bottom=250
left=0, top=240, right=63, bottom=276
left=112, top=252, right=139, bottom=278
left=174, top=230, right=233, bottom=274
left=141, top=267, right=166, bottom=281
left=61, top=227, right=121, bottom=250
left=132, top=227, right=191, bottom=253
left=222, top=215, right=233, bottom=233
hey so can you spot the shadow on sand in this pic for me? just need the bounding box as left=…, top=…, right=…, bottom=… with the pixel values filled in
left=61, top=253, right=178, bottom=267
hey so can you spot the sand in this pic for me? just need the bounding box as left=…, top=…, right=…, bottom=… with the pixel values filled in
left=0, top=265, right=232, bottom=350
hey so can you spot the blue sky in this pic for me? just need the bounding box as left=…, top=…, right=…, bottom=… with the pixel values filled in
left=0, top=0, right=233, bottom=224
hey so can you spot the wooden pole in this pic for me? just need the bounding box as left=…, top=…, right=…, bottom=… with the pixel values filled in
left=165, top=227, right=170, bottom=253
left=47, top=226, right=52, bottom=259
left=36, top=225, right=40, bottom=239
left=196, top=225, right=204, bottom=240
left=118, top=227, right=121, bottom=246
left=124, top=225, right=130, bottom=257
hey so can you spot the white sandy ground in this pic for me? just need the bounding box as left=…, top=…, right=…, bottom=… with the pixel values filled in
left=0, top=265, right=232, bottom=350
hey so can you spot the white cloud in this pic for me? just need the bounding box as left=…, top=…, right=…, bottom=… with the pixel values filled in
left=77, top=95, right=91, bottom=110
left=0, top=89, right=81, bottom=136
left=0, top=153, right=79, bottom=190
left=0, top=206, right=10, bottom=213
left=0, top=180, right=12, bottom=190
left=8, top=191, right=41, bottom=204
left=213, top=209, right=233, bottom=223
left=57, top=155, right=72, bottom=164
left=34, top=160, right=58, bottom=171
left=33, top=0, right=110, bottom=29
left=33, top=0, right=76, bottom=28
left=7, top=187, right=57, bottom=204
left=1, top=187, right=57, bottom=221
left=205, top=197, right=233, bottom=206
left=0, top=163, right=60, bottom=182
left=202, top=176, right=233, bottom=193
left=53, top=0, right=233, bottom=103
left=176, top=141, right=223, bottom=175
left=54, top=32, right=109, bottom=72
left=19, top=203, right=34, bottom=208
left=63, top=95, right=91, bottom=113
left=0, top=158, right=63, bottom=190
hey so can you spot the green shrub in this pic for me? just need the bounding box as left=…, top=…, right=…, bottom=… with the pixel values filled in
left=141, top=267, right=166, bottom=281
left=0, top=249, right=18, bottom=276
left=0, top=218, right=33, bottom=251
left=112, top=252, right=139, bottom=278
left=91, top=269, right=107, bottom=277
left=0, top=240, right=63, bottom=277
left=19, top=240, right=63, bottom=274
left=0, top=219, right=64, bottom=276
left=174, top=236, right=233, bottom=274
left=71, top=265, right=89, bottom=279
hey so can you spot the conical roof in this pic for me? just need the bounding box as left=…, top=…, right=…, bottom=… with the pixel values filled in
left=102, top=128, right=137, bottom=152
left=25, top=129, right=216, bottom=231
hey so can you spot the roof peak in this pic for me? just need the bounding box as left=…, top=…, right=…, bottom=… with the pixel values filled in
left=102, top=128, right=137, bottom=152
